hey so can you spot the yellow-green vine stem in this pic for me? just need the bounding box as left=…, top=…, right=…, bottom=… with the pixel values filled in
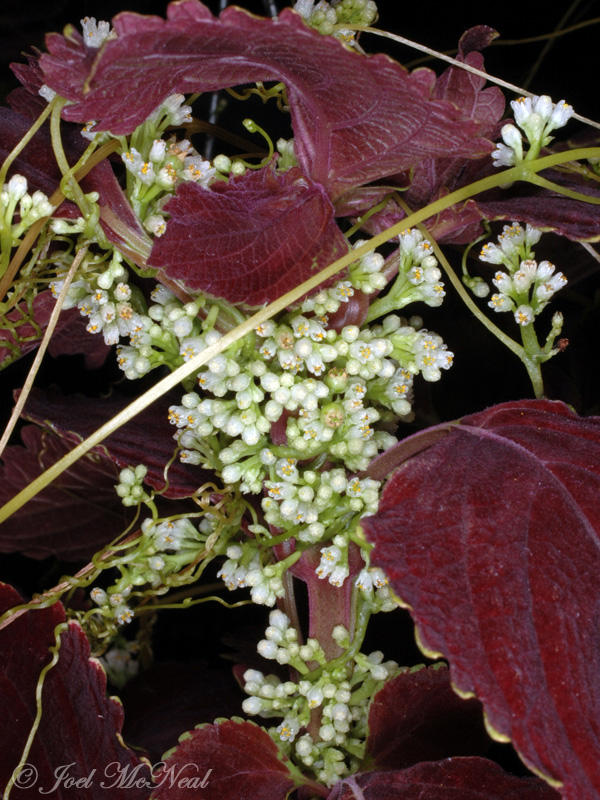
left=1, top=147, right=600, bottom=523
left=3, top=621, right=67, bottom=800
left=0, top=99, right=56, bottom=189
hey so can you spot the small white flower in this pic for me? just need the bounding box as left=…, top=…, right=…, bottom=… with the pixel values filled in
left=81, top=16, right=113, bottom=48
left=514, top=304, right=535, bottom=326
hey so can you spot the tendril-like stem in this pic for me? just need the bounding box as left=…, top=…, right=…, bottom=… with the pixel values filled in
left=3, top=622, right=67, bottom=800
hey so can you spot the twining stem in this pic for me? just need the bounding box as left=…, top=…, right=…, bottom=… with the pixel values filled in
left=2, top=622, right=67, bottom=800
left=0, top=139, right=119, bottom=302
left=0, top=99, right=56, bottom=188
left=1, top=147, right=600, bottom=524
left=0, top=245, right=89, bottom=459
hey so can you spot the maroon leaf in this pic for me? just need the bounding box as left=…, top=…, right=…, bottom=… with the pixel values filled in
left=326, top=759, right=559, bottom=800
left=365, top=665, right=488, bottom=770
left=433, top=26, right=504, bottom=138
left=0, top=583, right=151, bottom=799
left=0, top=425, right=132, bottom=560
left=38, top=2, right=493, bottom=199
left=362, top=399, right=600, bottom=799
left=23, top=386, right=209, bottom=499
left=151, top=719, right=297, bottom=800
left=0, top=289, right=110, bottom=370
left=148, top=166, right=348, bottom=305
left=335, top=28, right=504, bottom=244
left=475, top=171, right=600, bottom=241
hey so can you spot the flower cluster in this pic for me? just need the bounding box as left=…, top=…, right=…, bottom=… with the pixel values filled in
left=89, top=512, right=208, bottom=629
left=294, top=0, right=378, bottom=41
left=98, top=639, right=139, bottom=689
left=216, top=542, right=291, bottom=606
left=479, top=223, right=567, bottom=325
left=242, top=611, right=397, bottom=785
left=263, top=467, right=379, bottom=544
left=50, top=250, right=149, bottom=347
left=299, top=243, right=386, bottom=317
left=0, top=174, right=54, bottom=241
left=492, top=94, right=574, bottom=167
left=366, top=228, right=446, bottom=323
left=122, top=132, right=216, bottom=227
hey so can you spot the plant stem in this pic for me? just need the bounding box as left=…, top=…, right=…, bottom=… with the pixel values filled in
left=0, top=245, right=89, bottom=458
left=0, top=99, right=55, bottom=188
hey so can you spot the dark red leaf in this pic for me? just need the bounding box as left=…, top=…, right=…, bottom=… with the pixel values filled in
left=0, top=425, right=132, bottom=560
left=326, top=759, right=559, bottom=800
left=335, top=28, right=504, bottom=244
left=151, top=719, right=297, bottom=800
left=23, top=386, right=209, bottom=499
left=365, top=665, right=488, bottom=770
left=433, top=27, right=504, bottom=138
left=0, top=583, right=151, bottom=799
left=39, top=2, right=493, bottom=199
left=0, top=289, right=110, bottom=370
left=362, top=399, right=600, bottom=799
left=148, top=166, right=348, bottom=305
left=475, top=171, right=600, bottom=241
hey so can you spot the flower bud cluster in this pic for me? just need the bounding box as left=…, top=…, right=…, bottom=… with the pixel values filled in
left=242, top=611, right=397, bottom=785
left=262, top=467, right=380, bottom=552
left=294, top=0, right=377, bottom=40
left=492, top=94, right=574, bottom=167
left=117, top=284, right=206, bottom=379
left=99, top=639, right=139, bottom=689
left=115, top=464, right=150, bottom=507
left=216, top=542, right=286, bottom=606
left=50, top=251, right=148, bottom=348
left=89, top=513, right=207, bottom=628
left=479, top=223, right=567, bottom=326
left=1, top=174, right=54, bottom=241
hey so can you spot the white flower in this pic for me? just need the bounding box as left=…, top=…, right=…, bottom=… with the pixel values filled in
left=81, top=17, right=113, bottom=48
left=277, top=718, right=299, bottom=742
left=492, top=142, right=517, bottom=168
left=514, top=304, right=535, bottom=326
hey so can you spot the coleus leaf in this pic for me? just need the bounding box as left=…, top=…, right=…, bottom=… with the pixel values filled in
left=0, top=289, right=110, bottom=371
left=475, top=170, right=600, bottom=241
left=0, top=425, right=132, bottom=560
left=335, top=26, right=504, bottom=244
left=326, top=758, right=559, bottom=799
left=23, top=386, right=208, bottom=499
left=362, top=399, right=600, bottom=799
left=148, top=166, right=348, bottom=305
left=0, top=583, right=151, bottom=799
left=150, top=719, right=297, bottom=800
left=38, top=1, right=493, bottom=199
left=365, top=665, right=489, bottom=770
